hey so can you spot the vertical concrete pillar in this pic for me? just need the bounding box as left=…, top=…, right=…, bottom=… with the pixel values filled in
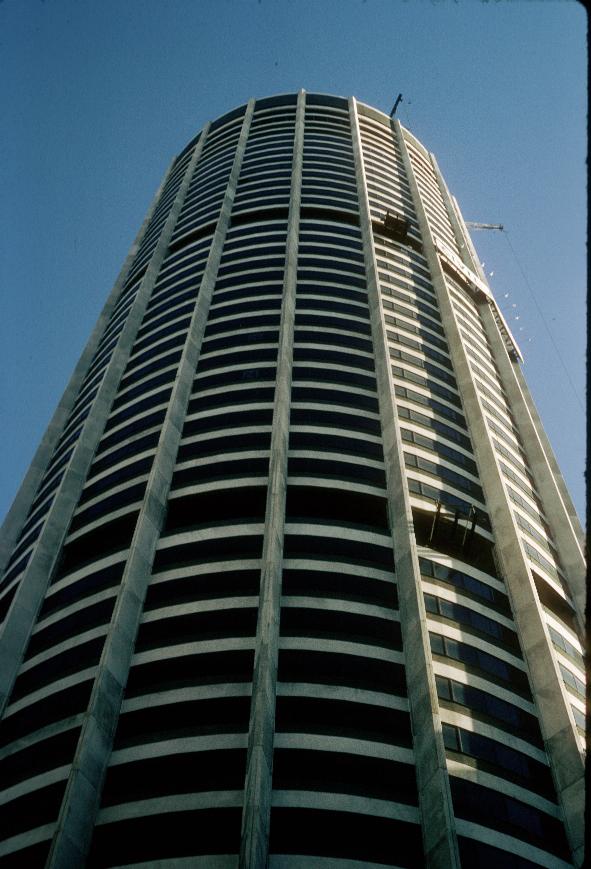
left=238, top=89, right=304, bottom=869
left=479, top=303, right=585, bottom=620
left=0, top=160, right=174, bottom=571
left=433, top=161, right=585, bottom=865
left=509, top=356, right=585, bottom=555
left=502, top=357, right=584, bottom=550
left=432, top=165, right=585, bottom=621
left=46, top=103, right=256, bottom=869
left=398, top=127, right=584, bottom=866
left=350, top=100, right=461, bottom=869
left=447, top=183, right=584, bottom=559
left=0, top=143, right=206, bottom=719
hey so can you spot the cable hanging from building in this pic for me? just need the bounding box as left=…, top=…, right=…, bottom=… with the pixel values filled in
left=501, top=229, right=584, bottom=415
left=467, top=221, right=584, bottom=415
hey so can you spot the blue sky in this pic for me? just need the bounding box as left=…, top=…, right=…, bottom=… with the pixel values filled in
left=0, top=0, right=586, bottom=523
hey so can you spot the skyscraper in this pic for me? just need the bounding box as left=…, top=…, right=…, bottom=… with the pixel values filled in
left=0, top=91, right=585, bottom=868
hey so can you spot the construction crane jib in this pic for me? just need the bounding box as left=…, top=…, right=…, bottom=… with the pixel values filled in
left=466, top=221, right=504, bottom=231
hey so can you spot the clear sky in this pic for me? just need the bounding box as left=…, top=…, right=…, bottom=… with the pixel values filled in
left=0, top=0, right=586, bottom=524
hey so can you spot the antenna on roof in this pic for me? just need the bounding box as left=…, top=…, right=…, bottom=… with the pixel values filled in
left=390, top=94, right=403, bottom=117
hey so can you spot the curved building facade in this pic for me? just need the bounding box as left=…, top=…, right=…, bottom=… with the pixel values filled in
left=0, top=92, right=585, bottom=868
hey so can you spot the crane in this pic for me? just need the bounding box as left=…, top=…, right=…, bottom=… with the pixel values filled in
left=466, top=222, right=504, bottom=231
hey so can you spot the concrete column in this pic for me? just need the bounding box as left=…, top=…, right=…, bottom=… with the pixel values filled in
left=239, top=89, right=305, bottom=869
left=46, top=103, right=255, bottom=869
left=0, top=159, right=174, bottom=572
left=398, top=127, right=584, bottom=866
left=435, top=163, right=586, bottom=865
left=480, top=304, right=585, bottom=621
left=350, top=100, right=460, bottom=869
left=433, top=169, right=585, bottom=622
left=0, top=137, right=204, bottom=718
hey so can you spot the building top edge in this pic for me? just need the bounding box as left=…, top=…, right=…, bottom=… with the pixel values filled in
left=175, top=93, right=415, bottom=161
left=170, top=92, right=520, bottom=363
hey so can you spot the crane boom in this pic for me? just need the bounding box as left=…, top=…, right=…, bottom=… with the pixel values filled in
left=466, top=222, right=504, bottom=231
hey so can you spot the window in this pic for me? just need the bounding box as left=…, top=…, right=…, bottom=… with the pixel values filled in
left=429, top=632, right=531, bottom=697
